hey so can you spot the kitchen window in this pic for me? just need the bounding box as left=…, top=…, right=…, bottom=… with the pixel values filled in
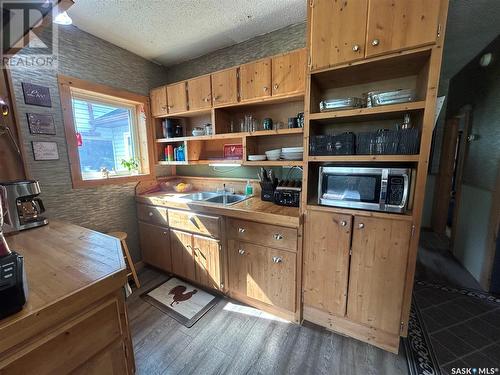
left=58, top=75, right=154, bottom=188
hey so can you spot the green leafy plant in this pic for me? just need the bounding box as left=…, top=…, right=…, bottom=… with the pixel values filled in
left=121, top=158, right=139, bottom=172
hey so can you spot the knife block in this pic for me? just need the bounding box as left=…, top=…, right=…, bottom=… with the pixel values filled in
left=260, top=180, right=278, bottom=202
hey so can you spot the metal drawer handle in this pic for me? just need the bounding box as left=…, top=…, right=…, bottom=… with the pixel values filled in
left=358, top=223, right=365, bottom=229
left=352, top=44, right=360, bottom=52
left=371, top=39, right=380, bottom=46
left=340, top=220, right=347, bottom=227
left=238, top=227, right=246, bottom=233
left=238, top=249, right=246, bottom=255
left=273, top=83, right=279, bottom=90
left=272, top=256, right=283, bottom=264
left=273, top=233, right=284, bottom=240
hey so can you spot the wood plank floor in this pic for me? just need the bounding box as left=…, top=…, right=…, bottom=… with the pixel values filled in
left=127, top=267, right=408, bottom=375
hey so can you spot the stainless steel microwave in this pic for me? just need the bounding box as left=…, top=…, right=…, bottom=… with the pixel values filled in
left=318, top=166, right=415, bottom=213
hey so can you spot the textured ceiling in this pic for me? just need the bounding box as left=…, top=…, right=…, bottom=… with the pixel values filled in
left=441, top=0, right=500, bottom=82
left=68, top=0, right=306, bottom=66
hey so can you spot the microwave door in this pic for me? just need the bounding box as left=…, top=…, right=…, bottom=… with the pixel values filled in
left=319, top=172, right=382, bottom=210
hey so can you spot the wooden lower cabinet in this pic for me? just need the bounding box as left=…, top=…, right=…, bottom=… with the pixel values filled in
left=228, top=240, right=296, bottom=312
left=302, top=210, right=351, bottom=317
left=346, top=216, right=412, bottom=335
left=170, top=229, right=196, bottom=281
left=138, top=222, right=172, bottom=272
left=193, top=235, right=222, bottom=290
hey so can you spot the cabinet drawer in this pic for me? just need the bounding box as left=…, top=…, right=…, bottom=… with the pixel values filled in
left=168, top=209, right=221, bottom=238
left=137, top=203, right=168, bottom=226
left=226, top=218, right=297, bottom=251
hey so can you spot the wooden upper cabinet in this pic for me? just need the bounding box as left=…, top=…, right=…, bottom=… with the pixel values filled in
left=138, top=222, right=172, bottom=272
left=170, top=229, right=196, bottom=281
left=239, top=58, right=272, bottom=101
left=211, top=68, right=238, bottom=106
left=187, top=75, right=212, bottom=111
left=272, top=49, right=306, bottom=96
left=166, top=82, right=187, bottom=114
left=365, top=0, right=441, bottom=57
left=150, top=86, right=168, bottom=117
left=303, top=210, right=352, bottom=317
left=193, top=235, right=222, bottom=290
left=309, top=0, right=368, bottom=71
left=346, top=216, right=412, bottom=335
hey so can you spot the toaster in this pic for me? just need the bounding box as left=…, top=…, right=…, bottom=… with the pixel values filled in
left=273, top=180, right=301, bottom=207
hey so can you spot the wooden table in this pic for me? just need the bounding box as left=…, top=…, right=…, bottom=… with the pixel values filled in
left=0, top=221, right=135, bottom=374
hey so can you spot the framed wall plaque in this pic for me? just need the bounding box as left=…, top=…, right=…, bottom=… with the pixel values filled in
left=22, top=83, right=52, bottom=107
left=32, top=141, right=59, bottom=161
left=27, top=113, right=56, bottom=135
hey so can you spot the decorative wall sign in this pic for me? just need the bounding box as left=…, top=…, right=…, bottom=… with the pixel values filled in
left=27, top=113, right=56, bottom=135
left=22, top=83, right=52, bottom=107
left=32, top=141, right=59, bottom=160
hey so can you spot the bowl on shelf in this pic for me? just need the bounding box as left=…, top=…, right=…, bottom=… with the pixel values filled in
left=192, top=127, right=205, bottom=137
left=281, top=147, right=303, bottom=161
left=265, top=149, right=281, bottom=160
left=248, top=155, right=267, bottom=161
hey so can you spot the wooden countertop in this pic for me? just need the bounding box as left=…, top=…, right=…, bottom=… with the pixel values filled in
left=136, top=193, right=301, bottom=228
left=0, top=221, right=126, bottom=333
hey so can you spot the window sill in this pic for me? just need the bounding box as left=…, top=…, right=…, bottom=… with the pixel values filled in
left=72, top=173, right=152, bottom=189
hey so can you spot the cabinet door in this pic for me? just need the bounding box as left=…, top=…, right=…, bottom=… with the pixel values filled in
left=150, top=86, right=168, bottom=117
left=211, top=68, right=238, bottom=106
left=303, top=211, right=352, bottom=317
left=187, top=75, right=212, bottom=111
left=365, top=0, right=441, bottom=57
left=193, top=235, right=222, bottom=290
left=169, top=229, right=196, bottom=281
left=229, top=240, right=296, bottom=311
left=166, top=82, right=187, bottom=114
left=309, top=0, right=368, bottom=70
left=347, top=216, right=411, bottom=335
left=239, top=59, right=272, bottom=101
left=272, top=49, right=306, bottom=96
left=138, top=222, right=172, bottom=272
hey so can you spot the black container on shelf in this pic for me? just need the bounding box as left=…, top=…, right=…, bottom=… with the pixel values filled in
left=260, top=181, right=278, bottom=202
left=356, top=128, right=420, bottom=155
left=309, top=132, right=355, bottom=156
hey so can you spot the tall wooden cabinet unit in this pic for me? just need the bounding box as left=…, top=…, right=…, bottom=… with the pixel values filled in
left=303, top=0, right=449, bottom=353
left=309, top=0, right=443, bottom=71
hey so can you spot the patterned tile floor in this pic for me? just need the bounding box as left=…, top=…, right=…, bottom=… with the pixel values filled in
left=414, top=282, right=500, bottom=375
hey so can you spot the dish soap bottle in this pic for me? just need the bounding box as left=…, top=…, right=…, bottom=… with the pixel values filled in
left=245, top=180, right=253, bottom=196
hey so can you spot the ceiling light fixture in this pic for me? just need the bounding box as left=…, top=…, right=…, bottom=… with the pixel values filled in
left=54, top=11, right=72, bottom=25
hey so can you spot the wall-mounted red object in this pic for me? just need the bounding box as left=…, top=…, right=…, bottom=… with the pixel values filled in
left=76, top=132, right=83, bottom=147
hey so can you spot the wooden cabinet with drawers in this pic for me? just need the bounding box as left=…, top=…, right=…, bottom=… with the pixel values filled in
left=226, top=218, right=297, bottom=251
left=137, top=203, right=168, bottom=227
left=169, top=229, right=196, bottom=281
left=168, top=209, right=221, bottom=238
left=166, top=82, right=188, bottom=114
left=187, top=75, right=212, bottom=111
left=309, top=0, right=443, bottom=70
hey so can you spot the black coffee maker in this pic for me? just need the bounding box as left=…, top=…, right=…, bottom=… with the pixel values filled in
left=0, top=186, right=27, bottom=320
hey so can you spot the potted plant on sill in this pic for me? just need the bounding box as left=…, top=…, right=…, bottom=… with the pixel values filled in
left=121, top=158, right=140, bottom=175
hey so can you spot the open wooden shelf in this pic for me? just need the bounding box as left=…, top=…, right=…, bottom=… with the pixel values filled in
left=189, top=159, right=243, bottom=165
left=244, top=160, right=304, bottom=167
left=214, top=92, right=304, bottom=109
left=308, top=101, right=426, bottom=123
left=308, top=155, right=420, bottom=163
left=157, top=160, right=189, bottom=166
left=156, top=127, right=303, bottom=144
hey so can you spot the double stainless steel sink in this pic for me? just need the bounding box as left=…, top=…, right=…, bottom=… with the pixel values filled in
left=180, top=191, right=250, bottom=206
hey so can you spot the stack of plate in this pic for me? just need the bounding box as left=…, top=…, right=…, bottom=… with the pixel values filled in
left=265, top=149, right=281, bottom=161
left=248, top=155, right=267, bottom=161
left=281, top=147, right=303, bottom=161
